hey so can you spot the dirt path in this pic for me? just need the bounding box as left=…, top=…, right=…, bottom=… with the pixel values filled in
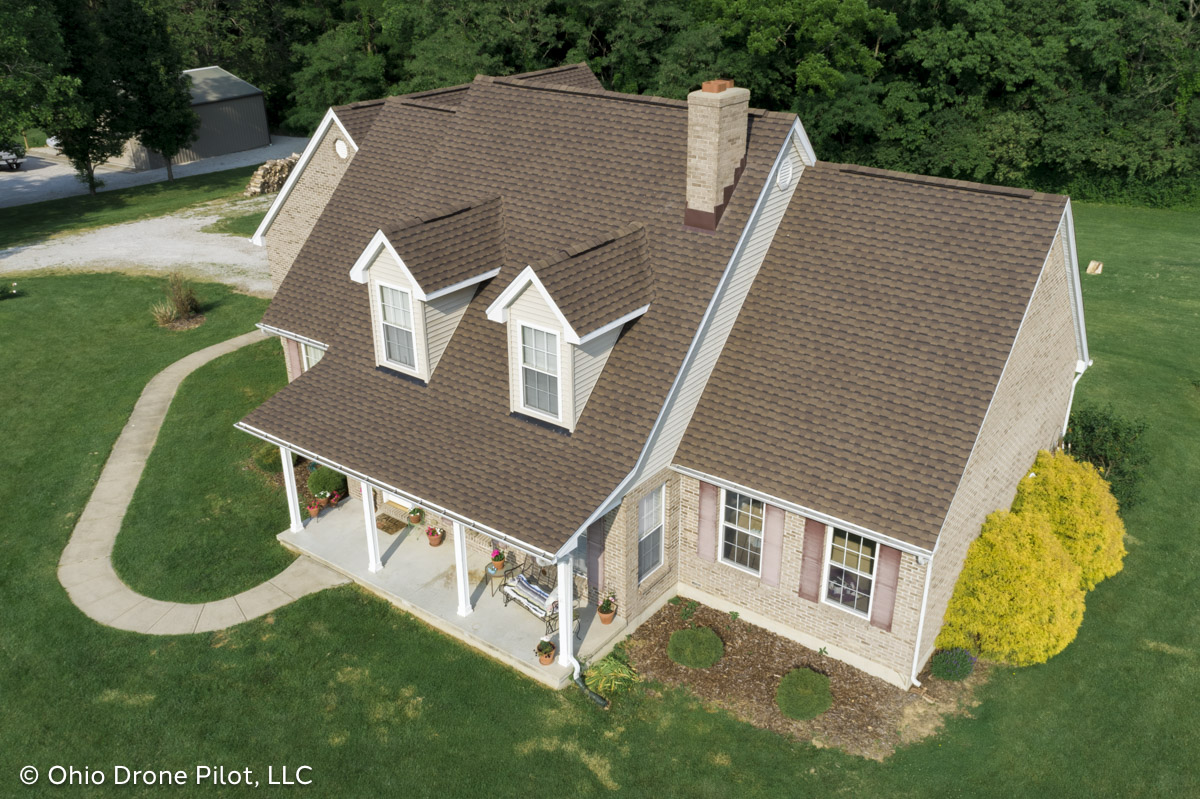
left=0, top=195, right=275, bottom=296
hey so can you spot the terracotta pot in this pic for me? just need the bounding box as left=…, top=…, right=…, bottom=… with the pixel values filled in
left=491, top=558, right=505, bottom=574
left=538, top=650, right=556, bottom=666
left=408, top=512, right=423, bottom=525
left=598, top=609, right=616, bottom=625
left=427, top=533, right=444, bottom=547
left=328, top=494, right=341, bottom=507
left=317, top=497, right=329, bottom=508
left=307, top=506, right=321, bottom=518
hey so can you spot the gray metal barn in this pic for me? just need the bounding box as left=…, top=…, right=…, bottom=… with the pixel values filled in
left=110, top=66, right=270, bottom=171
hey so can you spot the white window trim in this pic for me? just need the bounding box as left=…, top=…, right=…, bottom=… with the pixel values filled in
left=516, top=320, right=564, bottom=425
left=820, top=524, right=877, bottom=620
left=718, top=488, right=764, bottom=577
left=301, top=343, right=326, bottom=371
left=374, top=278, right=421, bottom=376
left=637, top=484, right=666, bottom=584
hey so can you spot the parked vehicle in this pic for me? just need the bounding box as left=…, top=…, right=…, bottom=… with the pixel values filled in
left=0, top=140, right=26, bottom=171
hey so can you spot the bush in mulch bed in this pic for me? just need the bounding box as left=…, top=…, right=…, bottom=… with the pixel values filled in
left=776, top=668, right=833, bottom=720
left=667, top=626, right=724, bottom=668
left=930, top=648, right=977, bottom=681
left=307, top=466, right=348, bottom=498
left=251, top=442, right=299, bottom=473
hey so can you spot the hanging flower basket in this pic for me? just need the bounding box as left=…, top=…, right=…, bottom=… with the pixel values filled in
left=407, top=507, right=425, bottom=525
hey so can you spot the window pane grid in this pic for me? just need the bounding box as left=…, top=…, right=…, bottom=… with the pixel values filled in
left=520, top=326, right=559, bottom=417
left=379, top=286, right=416, bottom=369
left=721, top=491, right=764, bottom=573
left=637, top=486, right=664, bottom=582
left=826, top=530, right=877, bottom=614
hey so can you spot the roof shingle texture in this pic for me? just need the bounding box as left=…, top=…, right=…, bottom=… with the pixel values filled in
left=530, top=225, right=653, bottom=337
left=245, top=70, right=794, bottom=553
left=385, top=196, right=507, bottom=294
left=674, top=163, right=1067, bottom=551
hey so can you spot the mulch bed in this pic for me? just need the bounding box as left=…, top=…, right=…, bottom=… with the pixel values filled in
left=162, top=314, right=206, bottom=331
left=625, top=600, right=988, bottom=760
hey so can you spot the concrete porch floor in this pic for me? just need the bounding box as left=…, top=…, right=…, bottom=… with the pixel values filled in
left=278, top=498, right=626, bottom=688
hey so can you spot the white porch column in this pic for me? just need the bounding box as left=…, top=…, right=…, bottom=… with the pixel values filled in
left=453, top=521, right=473, bottom=617
left=360, top=479, right=382, bottom=572
left=557, top=558, right=575, bottom=666
left=280, top=446, right=303, bottom=533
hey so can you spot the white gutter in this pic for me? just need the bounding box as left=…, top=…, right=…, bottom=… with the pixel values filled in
left=1062, top=360, right=1093, bottom=437
left=256, top=323, right=328, bottom=351
left=909, top=552, right=935, bottom=687
left=550, top=120, right=809, bottom=559
left=235, top=421, right=555, bottom=561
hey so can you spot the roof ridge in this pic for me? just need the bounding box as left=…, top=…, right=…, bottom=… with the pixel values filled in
left=530, top=223, right=646, bottom=272
left=387, top=195, right=502, bottom=235
left=831, top=163, right=1058, bottom=201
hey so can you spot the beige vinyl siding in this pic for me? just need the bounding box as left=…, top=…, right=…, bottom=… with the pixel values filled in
left=573, top=326, right=620, bottom=425
left=425, top=285, right=474, bottom=375
left=636, top=138, right=804, bottom=479
left=367, top=250, right=428, bottom=380
left=508, top=285, right=573, bottom=427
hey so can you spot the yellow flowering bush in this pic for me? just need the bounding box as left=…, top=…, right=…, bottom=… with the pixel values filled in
left=1013, top=450, right=1126, bottom=591
left=936, top=510, right=1085, bottom=666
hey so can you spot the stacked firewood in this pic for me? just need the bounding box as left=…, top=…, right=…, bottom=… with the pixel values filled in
left=243, top=153, right=301, bottom=197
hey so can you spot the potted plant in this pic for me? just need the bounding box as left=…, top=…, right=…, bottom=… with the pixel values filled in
left=426, top=525, right=445, bottom=547
left=535, top=637, right=557, bottom=666
left=314, top=490, right=330, bottom=508
left=306, top=502, right=321, bottom=519
left=407, top=506, right=425, bottom=525
left=490, top=547, right=506, bottom=574
left=328, top=490, right=343, bottom=507
left=308, top=467, right=348, bottom=509
left=597, top=593, right=617, bottom=625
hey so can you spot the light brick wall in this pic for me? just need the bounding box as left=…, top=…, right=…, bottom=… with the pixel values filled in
left=916, top=226, right=1080, bottom=668
left=601, top=467, right=681, bottom=623
left=672, top=473, right=926, bottom=686
left=686, top=87, right=749, bottom=215
left=267, top=123, right=355, bottom=292
left=282, top=337, right=303, bottom=382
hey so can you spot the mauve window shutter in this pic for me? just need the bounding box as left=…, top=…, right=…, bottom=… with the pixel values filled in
left=797, top=518, right=826, bottom=602
left=761, top=504, right=785, bottom=586
left=870, top=545, right=902, bottom=633
left=697, top=481, right=718, bottom=562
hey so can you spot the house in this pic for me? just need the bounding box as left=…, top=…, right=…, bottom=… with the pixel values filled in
left=110, top=66, right=270, bottom=171
left=238, top=63, right=1089, bottom=689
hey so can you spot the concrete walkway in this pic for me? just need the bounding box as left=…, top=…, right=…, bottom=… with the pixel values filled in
left=57, top=330, right=348, bottom=634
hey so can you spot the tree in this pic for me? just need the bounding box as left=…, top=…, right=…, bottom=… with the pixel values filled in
left=0, top=0, right=79, bottom=145
left=936, top=510, right=1085, bottom=666
left=1013, top=450, right=1127, bottom=592
left=105, top=0, right=198, bottom=180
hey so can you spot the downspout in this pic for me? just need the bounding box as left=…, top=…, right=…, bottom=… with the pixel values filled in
left=1062, top=360, right=1093, bottom=438
left=909, top=553, right=935, bottom=688
left=567, top=655, right=609, bottom=709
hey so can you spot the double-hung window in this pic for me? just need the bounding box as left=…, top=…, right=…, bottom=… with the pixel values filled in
left=520, top=325, right=559, bottom=417
left=721, top=490, right=763, bottom=573
left=825, top=529, right=876, bottom=615
left=301, top=343, right=324, bottom=371
left=637, top=485, right=664, bottom=582
left=379, top=285, right=416, bottom=370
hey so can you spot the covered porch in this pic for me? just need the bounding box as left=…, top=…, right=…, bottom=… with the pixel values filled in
left=276, top=481, right=625, bottom=688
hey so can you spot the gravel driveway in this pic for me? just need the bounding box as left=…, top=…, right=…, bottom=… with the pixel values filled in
left=0, top=136, right=308, bottom=209
left=0, top=196, right=275, bottom=296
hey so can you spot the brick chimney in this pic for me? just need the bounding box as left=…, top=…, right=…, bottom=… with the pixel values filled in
left=685, top=79, right=750, bottom=230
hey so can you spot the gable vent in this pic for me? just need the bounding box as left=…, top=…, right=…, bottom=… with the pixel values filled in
left=777, top=159, right=793, bottom=191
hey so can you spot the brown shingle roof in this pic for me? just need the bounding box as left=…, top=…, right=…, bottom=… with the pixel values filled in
left=528, top=224, right=653, bottom=338
left=385, top=196, right=507, bottom=294
left=244, top=75, right=794, bottom=553
left=674, top=162, right=1067, bottom=551
left=511, top=63, right=604, bottom=91
left=332, top=100, right=385, bottom=144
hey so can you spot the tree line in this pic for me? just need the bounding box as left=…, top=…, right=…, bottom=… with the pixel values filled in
left=4, top=0, right=1197, bottom=204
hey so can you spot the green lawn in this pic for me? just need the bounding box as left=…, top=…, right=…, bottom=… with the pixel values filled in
left=0, top=165, right=257, bottom=250
left=3, top=199, right=1199, bottom=799
left=201, top=208, right=267, bottom=238
left=111, top=338, right=295, bottom=602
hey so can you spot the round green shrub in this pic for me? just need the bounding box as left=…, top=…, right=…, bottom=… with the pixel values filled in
left=930, top=648, right=977, bottom=681
left=307, top=466, right=348, bottom=497
left=667, top=627, right=724, bottom=669
left=252, top=443, right=297, bottom=472
left=775, top=668, right=832, bottom=720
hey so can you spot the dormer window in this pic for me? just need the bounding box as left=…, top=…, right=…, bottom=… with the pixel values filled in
left=521, top=325, right=560, bottom=418
left=379, top=284, right=417, bottom=370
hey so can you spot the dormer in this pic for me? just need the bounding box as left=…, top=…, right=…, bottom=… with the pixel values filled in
left=486, top=225, right=653, bottom=431
left=350, top=197, right=505, bottom=382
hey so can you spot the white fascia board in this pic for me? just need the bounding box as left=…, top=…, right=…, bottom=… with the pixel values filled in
left=790, top=117, right=818, bottom=167
left=1061, top=199, right=1091, bottom=366
left=251, top=108, right=358, bottom=246
left=484, top=265, right=581, bottom=344
left=576, top=304, right=650, bottom=345
left=673, top=465, right=933, bottom=557
left=347, top=229, right=427, bottom=301
left=550, top=126, right=801, bottom=559
left=256, top=323, right=327, bottom=350
left=425, top=268, right=501, bottom=301
left=234, top=421, right=556, bottom=561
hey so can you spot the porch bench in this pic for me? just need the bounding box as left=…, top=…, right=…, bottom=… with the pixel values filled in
left=500, top=569, right=579, bottom=639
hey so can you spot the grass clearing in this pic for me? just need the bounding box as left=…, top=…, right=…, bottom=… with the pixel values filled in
left=0, top=165, right=257, bottom=250
left=201, top=208, right=267, bottom=238
left=3, top=199, right=1199, bottom=799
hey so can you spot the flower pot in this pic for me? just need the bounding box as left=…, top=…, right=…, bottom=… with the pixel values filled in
left=598, top=609, right=616, bottom=625
left=408, top=513, right=423, bottom=525
left=427, top=532, right=444, bottom=547
left=307, top=506, right=321, bottom=519
left=491, top=558, right=505, bottom=574
left=329, top=493, right=341, bottom=507
left=317, top=497, right=329, bottom=508
left=538, top=650, right=556, bottom=666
